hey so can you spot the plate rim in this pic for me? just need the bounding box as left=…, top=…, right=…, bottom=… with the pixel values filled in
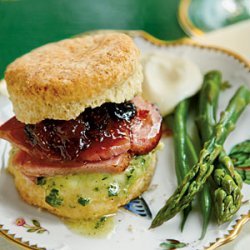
left=178, top=0, right=205, bottom=36
left=0, top=30, right=250, bottom=250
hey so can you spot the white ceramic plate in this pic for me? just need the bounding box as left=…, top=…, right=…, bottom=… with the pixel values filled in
left=0, top=31, right=250, bottom=250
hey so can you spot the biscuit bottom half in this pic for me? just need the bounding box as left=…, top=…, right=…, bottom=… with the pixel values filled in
left=8, top=148, right=157, bottom=220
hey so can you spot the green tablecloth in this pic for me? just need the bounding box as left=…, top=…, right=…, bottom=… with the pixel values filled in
left=0, top=0, right=185, bottom=79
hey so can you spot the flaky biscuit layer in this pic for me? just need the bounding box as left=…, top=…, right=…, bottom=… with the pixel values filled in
left=5, top=33, right=142, bottom=124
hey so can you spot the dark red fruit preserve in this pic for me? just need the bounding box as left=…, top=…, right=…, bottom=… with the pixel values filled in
left=24, top=102, right=136, bottom=161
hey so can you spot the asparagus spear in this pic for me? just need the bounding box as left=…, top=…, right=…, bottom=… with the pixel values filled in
left=187, top=132, right=211, bottom=239
left=150, top=86, right=250, bottom=229
left=197, top=71, right=222, bottom=238
left=213, top=150, right=243, bottom=224
left=197, top=71, right=243, bottom=224
left=197, top=70, right=222, bottom=142
left=172, top=99, right=192, bottom=230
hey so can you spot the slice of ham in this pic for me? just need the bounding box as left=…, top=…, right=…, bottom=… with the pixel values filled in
left=77, top=136, right=130, bottom=162
left=0, top=117, right=131, bottom=162
left=0, top=96, right=162, bottom=176
left=0, top=117, right=46, bottom=159
left=12, top=150, right=131, bottom=177
left=130, top=96, right=162, bottom=154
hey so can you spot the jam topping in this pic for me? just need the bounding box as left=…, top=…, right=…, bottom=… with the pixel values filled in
left=24, top=102, right=136, bottom=161
left=0, top=96, right=162, bottom=169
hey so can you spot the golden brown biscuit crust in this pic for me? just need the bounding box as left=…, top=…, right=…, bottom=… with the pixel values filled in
left=5, top=33, right=142, bottom=124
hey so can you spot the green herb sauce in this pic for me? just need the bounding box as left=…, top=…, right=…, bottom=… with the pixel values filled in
left=78, top=197, right=90, bottom=206
left=45, top=188, right=63, bottom=207
left=63, top=216, right=114, bottom=237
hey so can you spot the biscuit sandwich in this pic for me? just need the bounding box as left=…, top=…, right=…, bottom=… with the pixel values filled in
left=0, top=32, right=162, bottom=220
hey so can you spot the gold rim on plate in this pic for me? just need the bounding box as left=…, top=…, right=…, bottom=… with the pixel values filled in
left=0, top=225, right=45, bottom=250
left=0, top=30, right=250, bottom=250
left=178, top=0, right=205, bottom=36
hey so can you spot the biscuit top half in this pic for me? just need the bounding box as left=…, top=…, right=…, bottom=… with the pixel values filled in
left=5, top=32, right=142, bottom=124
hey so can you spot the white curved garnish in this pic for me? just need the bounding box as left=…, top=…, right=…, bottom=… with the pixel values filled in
left=141, top=52, right=202, bottom=116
